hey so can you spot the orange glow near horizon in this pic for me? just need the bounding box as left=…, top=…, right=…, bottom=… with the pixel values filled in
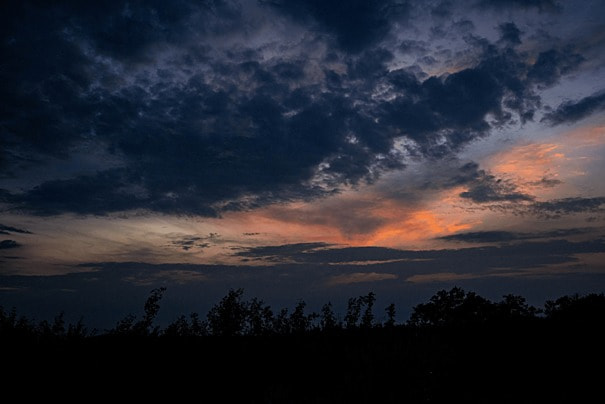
left=214, top=125, right=605, bottom=253
left=215, top=186, right=478, bottom=250
left=364, top=209, right=474, bottom=246
left=12, top=124, right=603, bottom=273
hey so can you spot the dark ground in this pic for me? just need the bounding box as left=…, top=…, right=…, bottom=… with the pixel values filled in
left=5, top=320, right=603, bottom=403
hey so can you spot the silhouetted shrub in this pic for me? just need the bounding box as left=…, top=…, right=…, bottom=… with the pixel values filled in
left=545, top=293, right=605, bottom=323
left=408, top=287, right=494, bottom=326
left=320, top=302, right=338, bottom=331
left=110, top=287, right=166, bottom=336
left=384, top=303, right=396, bottom=328
left=206, top=288, right=249, bottom=336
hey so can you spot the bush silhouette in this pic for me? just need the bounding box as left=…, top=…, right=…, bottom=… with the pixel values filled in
left=3, top=286, right=604, bottom=339
left=110, top=287, right=166, bottom=336
left=3, top=286, right=604, bottom=404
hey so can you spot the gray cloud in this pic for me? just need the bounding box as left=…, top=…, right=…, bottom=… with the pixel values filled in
left=170, top=233, right=220, bottom=251
left=0, top=224, right=32, bottom=235
left=233, top=242, right=331, bottom=262
left=438, top=228, right=595, bottom=243
left=455, top=172, right=605, bottom=218
left=498, top=22, right=522, bottom=46
left=234, top=238, right=605, bottom=266
left=530, top=197, right=605, bottom=218
left=0, top=240, right=20, bottom=249
left=476, top=0, right=561, bottom=12
left=457, top=163, right=534, bottom=203
left=262, top=0, right=411, bottom=53
left=527, top=48, right=584, bottom=87
left=0, top=0, right=592, bottom=217
left=527, top=176, right=563, bottom=188
left=542, top=91, right=605, bottom=125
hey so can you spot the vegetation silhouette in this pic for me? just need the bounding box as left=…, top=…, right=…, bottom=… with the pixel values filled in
left=2, top=287, right=604, bottom=402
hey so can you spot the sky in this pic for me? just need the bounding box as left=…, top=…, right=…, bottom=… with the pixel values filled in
left=1, top=0, right=605, bottom=327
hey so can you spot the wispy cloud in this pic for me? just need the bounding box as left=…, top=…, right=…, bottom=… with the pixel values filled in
left=328, top=272, right=399, bottom=285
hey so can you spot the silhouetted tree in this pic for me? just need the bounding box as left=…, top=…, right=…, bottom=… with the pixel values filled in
left=247, top=297, right=274, bottom=336
left=544, top=293, right=605, bottom=322
left=289, top=300, right=317, bottom=334
left=207, top=288, right=248, bottom=336
left=38, top=312, right=66, bottom=338
left=111, top=314, right=136, bottom=335
left=110, top=287, right=166, bottom=336
left=385, top=303, right=396, bottom=328
left=51, top=312, right=65, bottom=336
left=189, top=313, right=207, bottom=336
left=361, top=292, right=376, bottom=328
left=134, top=287, right=166, bottom=336
left=497, top=294, right=538, bottom=319
left=320, top=302, right=338, bottom=331
left=66, top=318, right=88, bottom=338
left=345, top=297, right=363, bottom=329
left=164, top=315, right=191, bottom=337
left=164, top=312, right=207, bottom=337
left=273, top=308, right=290, bottom=335
left=408, top=287, right=494, bottom=326
left=6, top=287, right=605, bottom=343
left=0, top=306, right=36, bottom=338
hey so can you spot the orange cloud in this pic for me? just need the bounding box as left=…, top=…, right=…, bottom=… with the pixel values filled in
left=484, top=124, right=605, bottom=199
left=488, top=143, right=564, bottom=184
left=365, top=209, right=473, bottom=247
left=215, top=187, right=477, bottom=251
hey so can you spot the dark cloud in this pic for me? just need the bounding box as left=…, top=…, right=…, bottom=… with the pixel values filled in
left=234, top=238, right=605, bottom=267
left=0, top=224, right=32, bottom=234
left=527, top=176, right=563, bottom=188
left=458, top=163, right=534, bottom=203
left=0, top=3, right=93, bottom=168
left=399, top=40, right=429, bottom=55
left=498, top=22, right=522, bottom=46
left=0, top=0, right=590, bottom=217
left=477, top=0, right=561, bottom=12
left=233, top=242, right=331, bottom=262
left=348, top=48, right=394, bottom=79
left=263, top=0, right=410, bottom=53
left=170, top=233, right=219, bottom=251
left=70, top=1, right=210, bottom=63
left=452, top=19, right=475, bottom=34
left=172, top=238, right=210, bottom=251
left=430, top=1, right=454, bottom=18
left=380, top=68, right=503, bottom=157
left=542, top=91, right=605, bottom=125
left=0, top=240, right=20, bottom=249
left=377, top=37, right=574, bottom=157
left=0, top=1, right=242, bottom=169
left=452, top=169, right=605, bottom=218
left=530, top=197, right=605, bottom=218
left=6, top=169, right=217, bottom=216
left=438, top=228, right=594, bottom=243
left=527, top=49, right=584, bottom=87
left=455, top=175, right=605, bottom=218
left=2, top=45, right=402, bottom=216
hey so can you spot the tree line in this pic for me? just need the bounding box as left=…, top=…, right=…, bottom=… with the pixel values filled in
left=1, top=287, right=604, bottom=339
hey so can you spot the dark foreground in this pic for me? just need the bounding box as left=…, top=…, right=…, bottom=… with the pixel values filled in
left=3, top=288, right=604, bottom=402
left=5, top=321, right=604, bottom=403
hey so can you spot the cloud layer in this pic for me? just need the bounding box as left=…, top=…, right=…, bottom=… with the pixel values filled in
left=2, top=1, right=600, bottom=218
